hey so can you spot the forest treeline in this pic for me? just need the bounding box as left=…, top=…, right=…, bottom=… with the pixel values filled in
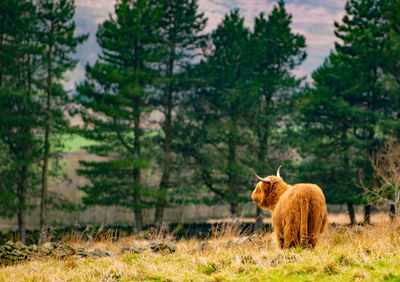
left=0, top=0, right=399, bottom=243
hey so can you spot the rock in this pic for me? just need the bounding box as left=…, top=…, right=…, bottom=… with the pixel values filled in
left=53, top=250, right=68, bottom=258
left=149, top=242, right=175, bottom=253
left=29, top=244, right=38, bottom=252
left=166, top=243, right=175, bottom=253
left=53, top=247, right=69, bottom=258
left=42, top=242, right=54, bottom=249
left=131, top=246, right=144, bottom=254
left=31, top=244, right=37, bottom=252
left=0, top=241, right=33, bottom=262
left=14, top=241, right=27, bottom=251
left=74, top=247, right=85, bottom=253
left=4, top=242, right=13, bottom=251
left=74, top=247, right=87, bottom=257
left=87, top=251, right=96, bottom=259
left=93, top=248, right=110, bottom=257
left=120, top=246, right=130, bottom=253
left=234, top=236, right=251, bottom=245
left=121, top=246, right=144, bottom=254
left=40, top=242, right=53, bottom=255
left=61, top=245, right=73, bottom=255
left=11, top=249, right=27, bottom=258
left=87, top=248, right=110, bottom=258
left=0, top=246, right=6, bottom=256
left=0, top=241, right=111, bottom=263
left=40, top=242, right=54, bottom=255
left=149, top=242, right=163, bottom=252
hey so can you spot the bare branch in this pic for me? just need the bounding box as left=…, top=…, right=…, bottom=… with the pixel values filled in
left=362, top=139, right=400, bottom=215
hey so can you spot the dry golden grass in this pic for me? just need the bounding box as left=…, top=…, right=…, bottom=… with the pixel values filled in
left=2, top=213, right=400, bottom=281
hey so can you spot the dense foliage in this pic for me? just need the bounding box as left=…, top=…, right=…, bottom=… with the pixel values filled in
left=295, top=0, right=400, bottom=224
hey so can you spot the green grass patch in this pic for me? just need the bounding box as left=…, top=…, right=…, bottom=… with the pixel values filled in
left=60, top=134, right=97, bottom=153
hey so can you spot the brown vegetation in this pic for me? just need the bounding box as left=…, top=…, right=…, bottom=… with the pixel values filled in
left=1, top=215, right=400, bottom=281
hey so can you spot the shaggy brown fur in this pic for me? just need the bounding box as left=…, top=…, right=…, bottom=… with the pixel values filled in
left=252, top=175, right=328, bottom=249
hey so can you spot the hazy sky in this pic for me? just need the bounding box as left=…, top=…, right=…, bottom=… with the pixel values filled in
left=66, top=0, right=347, bottom=87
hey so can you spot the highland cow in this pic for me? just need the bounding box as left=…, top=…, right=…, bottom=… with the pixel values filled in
left=251, top=166, right=328, bottom=249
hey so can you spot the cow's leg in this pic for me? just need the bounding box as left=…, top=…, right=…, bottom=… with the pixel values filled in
left=283, top=225, right=299, bottom=248
left=274, top=229, right=284, bottom=249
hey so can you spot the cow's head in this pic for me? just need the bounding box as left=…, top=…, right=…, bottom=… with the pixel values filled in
left=251, top=166, right=282, bottom=210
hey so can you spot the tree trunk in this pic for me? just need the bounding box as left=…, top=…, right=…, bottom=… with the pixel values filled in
left=390, top=204, right=396, bottom=223
left=134, top=208, right=143, bottom=232
left=255, top=127, right=268, bottom=228
left=18, top=208, right=26, bottom=244
left=133, top=101, right=143, bottom=232
left=155, top=183, right=168, bottom=225
left=156, top=132, right=170, bottom=224
left=230, top=201, right=239, bottom=218
left=154, top=197, right=165, bottom=227
left=228, top=112, right=240, bottom=218
left=347, top=202, right=356, bottom=226
left=39, top=112, right=50, bottom=243
left=40, top=35, right=53, bottom=243
left=155, top=47, right=174, bottom=227
left=363, top=204, right=371, bottom=225
left=133, top=162, right=143, bottom=232
left=255, top=206, right=264, bottom=231
left=254, top=93, right=270, bottom=230
left=18, top=166, right=28, bottom=244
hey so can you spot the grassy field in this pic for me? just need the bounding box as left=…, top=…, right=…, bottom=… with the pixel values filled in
left=60, top=134, right=97, bottom=153
left=1, top=214, right=400, bottom=281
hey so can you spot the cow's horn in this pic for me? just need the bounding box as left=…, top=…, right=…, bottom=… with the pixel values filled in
left=251, top=168, right=271, bottom=183
left=276, top=165, right=282, bottom=178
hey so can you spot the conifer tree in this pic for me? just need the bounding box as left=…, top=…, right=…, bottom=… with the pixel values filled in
left=0, top=0, right=42, bottom=243
left=296, top=0, right=400, bottom=224
left=153, top=0, right=206, bottom=225
left=36, top=0, right=88, bottom=241
left=335, top=0, right=400, bottom=222
left=381, top=0, right=400, bottom=101
left=248, top=1, right=306, bottom=223
left=75, top=0, right=161, bottom=231
left=174, top=10, right=252, bottom=216
left=296, top=53, right=363, bottom=225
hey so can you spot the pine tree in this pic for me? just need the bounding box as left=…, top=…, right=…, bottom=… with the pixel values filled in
left=0, top=0, right=42, bottom=243
left=335, top=0, right=400, bottom=222
left=36, top=0, right=88, bottom=242
left=381, top=0, right=400, bottom=101
left=174, top=10, right=252, bottom=217
left=296, top=53, right=363, bottom=225
left=248, top=1, right=306, bottom=224
left=153, top=0, right=206, bottom=225
left=296, top=0, right=400, bottom=224
left=75, top=0, right=162, bottom=231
